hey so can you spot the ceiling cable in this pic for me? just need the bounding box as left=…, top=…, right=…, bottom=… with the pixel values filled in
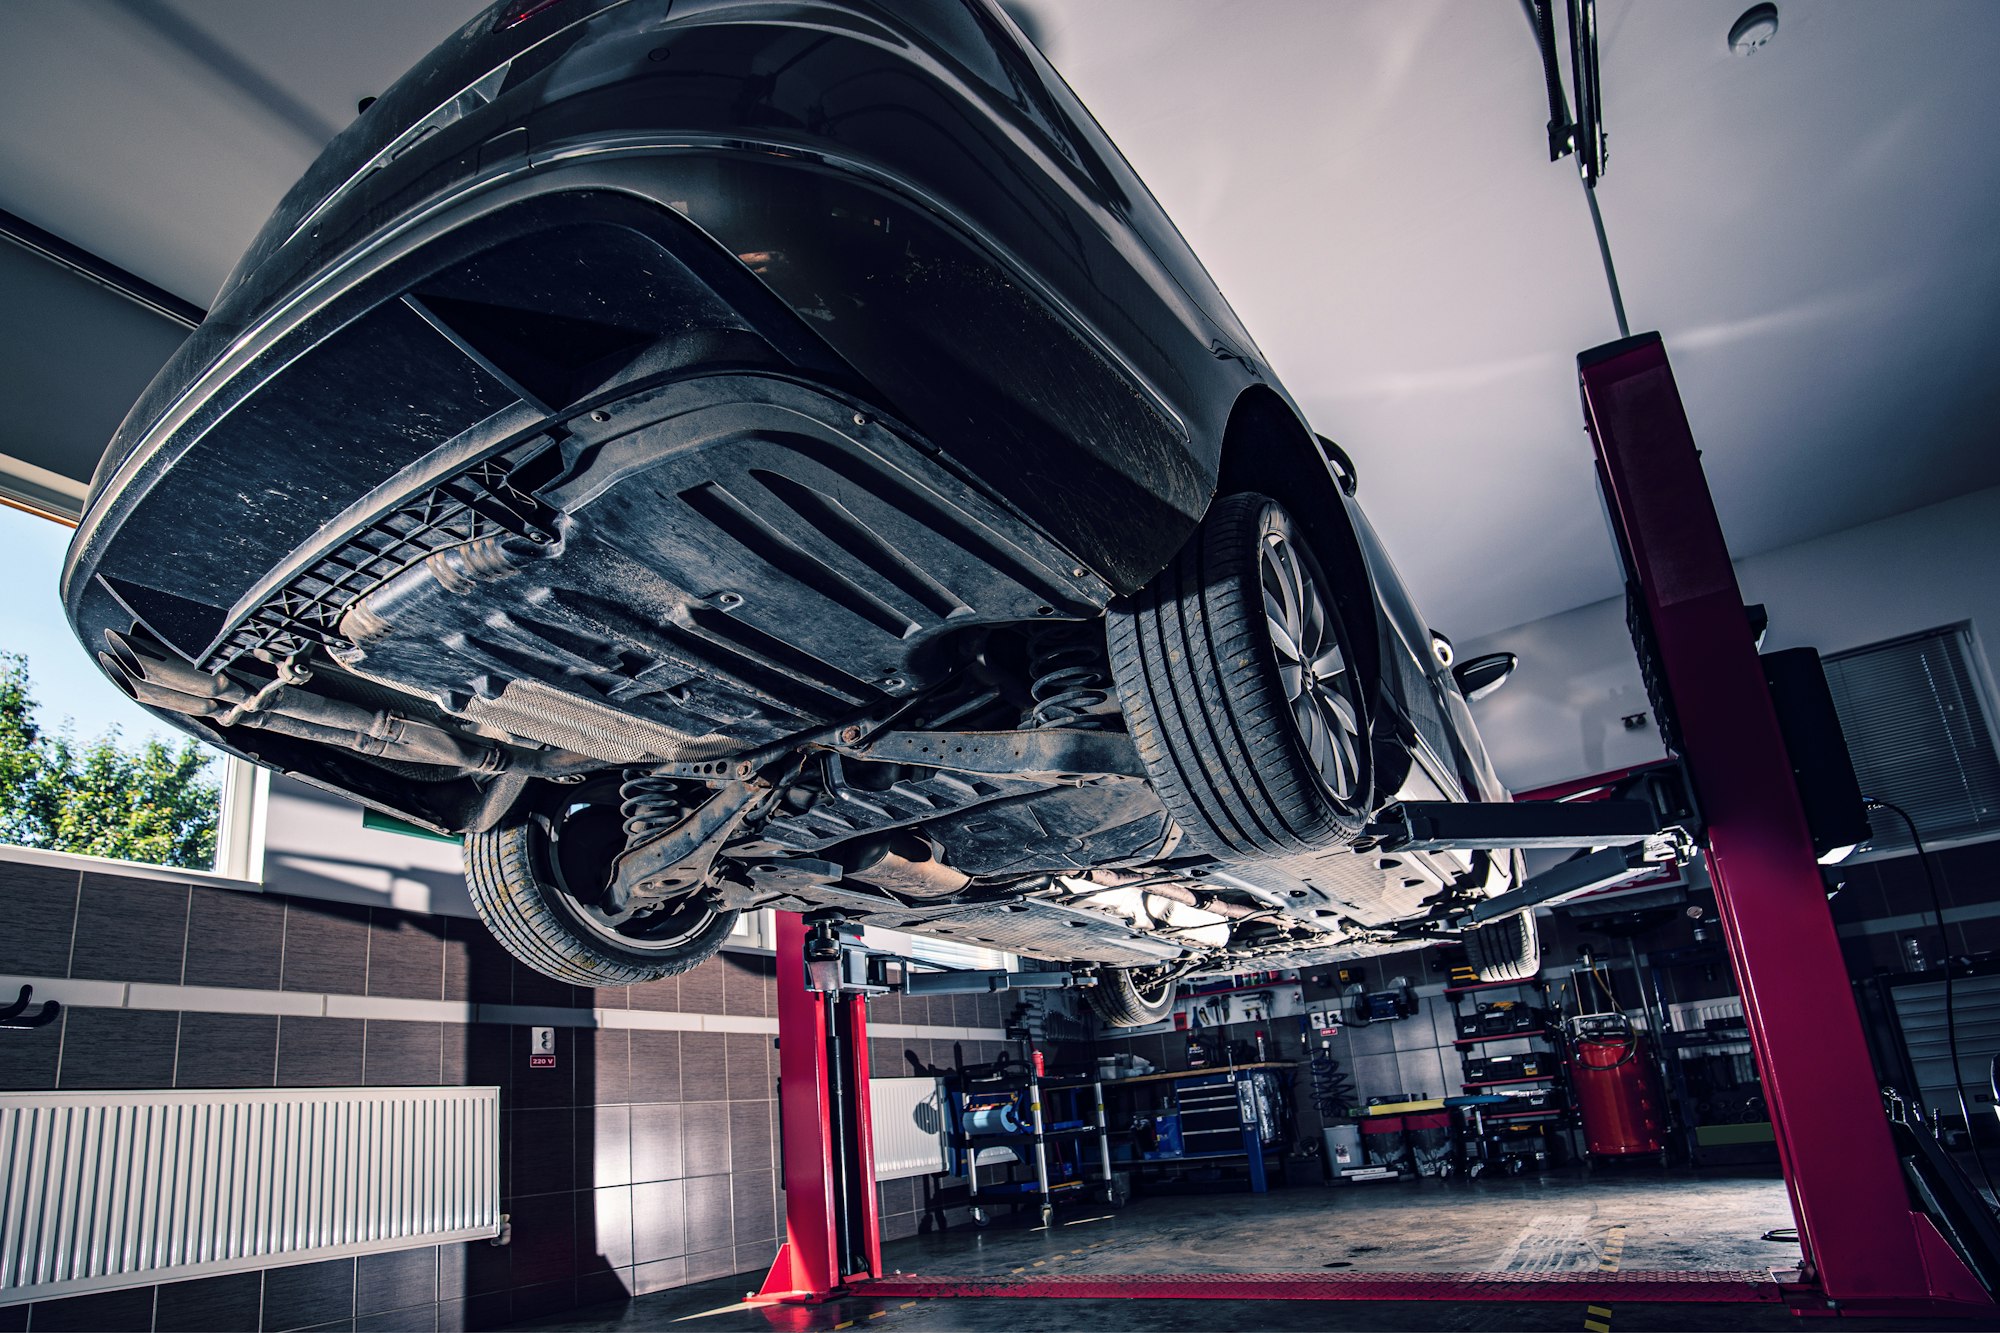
left=1520, top=0, right=1630, bottom=338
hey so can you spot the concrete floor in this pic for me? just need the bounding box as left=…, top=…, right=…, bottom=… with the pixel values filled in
left=508, top=1169, right=1983, bottom=1331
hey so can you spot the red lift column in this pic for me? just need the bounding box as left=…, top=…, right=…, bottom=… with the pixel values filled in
left=758, top=912, right=881, bottom=1303
left=1580, top=333, right=1988, bottom=1313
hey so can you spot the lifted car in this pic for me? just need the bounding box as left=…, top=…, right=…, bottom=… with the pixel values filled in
left=65, top=0, right=1536, bottom=1025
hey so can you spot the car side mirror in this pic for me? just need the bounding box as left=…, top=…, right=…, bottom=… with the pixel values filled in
left=1314, top=434, right=1358, bottom=496
left=1453, top=652, right=1517, bottom=702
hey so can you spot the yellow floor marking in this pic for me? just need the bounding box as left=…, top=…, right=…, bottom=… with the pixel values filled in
left=1010, top=1267, right=1025, bottom=1274
left=1032, top=1260, right=1045, bottom=1267
left=900, top=1302, right=917, bottom=1309
left=868, top=1312, right=888, bottom=1321
left=1584, top=1321, right=1611, bottom=1333
left=834, top=1322, right=854, bottom=1330
left=1587, top=1306, right=1613, bottom=1317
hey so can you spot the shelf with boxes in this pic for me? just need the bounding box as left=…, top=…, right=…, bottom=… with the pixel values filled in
left=1446, top=977, right=1570, bottom=1175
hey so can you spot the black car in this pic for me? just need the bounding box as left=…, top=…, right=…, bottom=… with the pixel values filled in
left=64, top=0, right=1535, bottom=1025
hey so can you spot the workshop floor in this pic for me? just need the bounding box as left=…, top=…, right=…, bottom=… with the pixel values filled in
left=508, top=1169, right=1975, bottom=1331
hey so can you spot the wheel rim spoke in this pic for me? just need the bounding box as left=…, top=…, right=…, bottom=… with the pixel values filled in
left=1260, top=524, right=1366, bottom=806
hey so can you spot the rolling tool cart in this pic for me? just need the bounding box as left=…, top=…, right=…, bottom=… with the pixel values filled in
left=942, top=1062, right=1115, bottom=1229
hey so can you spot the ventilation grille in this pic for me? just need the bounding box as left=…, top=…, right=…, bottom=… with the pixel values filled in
left=207, top=454, right=554, bottom=671
left=0, top=1086, right=500, bottom=1305
left=1823, top=624, right=2000, bottom=855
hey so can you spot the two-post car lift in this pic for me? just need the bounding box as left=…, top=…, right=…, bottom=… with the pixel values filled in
left=754, top=334, right=1996, bottom=1318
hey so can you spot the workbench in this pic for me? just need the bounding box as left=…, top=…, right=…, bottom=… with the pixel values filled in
left=1101, top=1061, right=1296, bottom=1193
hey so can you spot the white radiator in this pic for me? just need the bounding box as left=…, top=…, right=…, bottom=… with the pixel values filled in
left=0, top=1086, right=502, bottom=1305
left=870, top=1077, right=948, bottom=1181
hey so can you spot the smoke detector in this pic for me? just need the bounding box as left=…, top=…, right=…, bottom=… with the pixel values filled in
left=1728, top=3, right=1780, bottom=56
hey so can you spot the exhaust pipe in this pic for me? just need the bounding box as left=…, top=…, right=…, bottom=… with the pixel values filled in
left=102, top=630, right=590, bottom=778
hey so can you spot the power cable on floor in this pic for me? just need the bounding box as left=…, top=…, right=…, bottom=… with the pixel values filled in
left=1867, top=797, right=2000, bottom=1212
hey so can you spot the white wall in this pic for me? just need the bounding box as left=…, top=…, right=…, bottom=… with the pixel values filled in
left=1460, top=485, right=2000, bottom=792
left=260, top=774, right=474, bottom=917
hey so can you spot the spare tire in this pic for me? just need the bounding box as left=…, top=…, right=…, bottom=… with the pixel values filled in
left=1085, top=967, right=1179, bottom=1029
left=1465, top=910, right=1541, bottom=984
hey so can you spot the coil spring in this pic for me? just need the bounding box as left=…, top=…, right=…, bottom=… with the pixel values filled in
left=619, top=770, right=690, bottom=843
left=1309, top=1049, right=1353, bottom=1119
left=1021, top=624, right=1112, bottom=730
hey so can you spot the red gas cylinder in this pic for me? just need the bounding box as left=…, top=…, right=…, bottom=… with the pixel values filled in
left=1568, top=1016, right=1667, bottom=1158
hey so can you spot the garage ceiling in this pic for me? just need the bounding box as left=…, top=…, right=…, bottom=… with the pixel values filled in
left=2, top=0, right=1996, bottom=640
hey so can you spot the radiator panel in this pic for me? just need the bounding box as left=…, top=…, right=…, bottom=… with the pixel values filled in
left=0, top=1087, right=501, bottom=1305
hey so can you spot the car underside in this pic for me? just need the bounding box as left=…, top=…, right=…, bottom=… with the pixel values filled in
left=63, top=0, right=1540, bottom=1023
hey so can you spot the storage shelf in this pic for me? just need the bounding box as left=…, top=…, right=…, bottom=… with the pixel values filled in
left=1445, top=978, right=1546, bottom=997
left=1453, top=1029, right=1551, bottom=1047
left=1478, top=1107, right=1566, bottom=1122
left=1460, top=1074, right=1558, bottom=1088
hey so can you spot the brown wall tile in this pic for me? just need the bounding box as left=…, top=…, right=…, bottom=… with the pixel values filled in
left=681, top=1104, right=729, bottom=1177
left=678, top=1031, right=725, bottom=1102
left=723, top=1032, right=771, bottom=1102
left=582, top=1104, right=631, bottom=1189
left=0, top=1009, right=62, bottom=1090
left=720, top=955, right=771, bottom=1017
left=185, top=888, right=286, bottom=990
left=726, top=1101, right=772, bottom=1173
left=579, top=1028, right=629, bottom=1107
left=577, top=1185, right=633, bottom=1271
left=26, top=1286, right=158, bottom=1332
left=683, top=1245, right=737, bottom=1283
left=0, top=863, right=78, bottom=976
left=281, top=901, right=371, bottom=995
left=628, top=1030, right=680, bottom=1104
left=630, top=1178, right=686, bottom=1266
left=363, top=1020, right=443, bottom=1086
left=156, top=1271, right=262, bottom=1332
left=630, top=1103, right=683, bottom=1183
left=70, top=873, right=188, bottom=985
left=683, top=1173, right=732, bottom=1247
left=263, top=1257, right=355, bottom=1332
left=443, top=917, right=511, bottom=1004
left=276, top=1016, right=364, bottom=1087
left=176, top=1012, right=278, bottom=1088
left=675, top=958, right=724, bottom=1015
left=627, top=976, right=677, bottom=1012
left=60, top=1007, right=177, bottom=1088
left=356, top=1245, right=438, bottom=1317
left=511, top=1107, right=576, bottom=1197
left=365, top=910, right=445, bottom=1000
left=729, top=1169, right=775, bottom=1245
left=507, top=1203, right=575, bottom=1285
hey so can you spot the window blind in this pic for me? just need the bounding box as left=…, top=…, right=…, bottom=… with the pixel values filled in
left=1822, top=624, right=2000, bottom=854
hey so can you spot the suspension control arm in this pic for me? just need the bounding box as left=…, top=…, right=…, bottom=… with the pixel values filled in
left=607, top=781, right=761, bottom=911
left=824, top=728, right=1146, bottom=781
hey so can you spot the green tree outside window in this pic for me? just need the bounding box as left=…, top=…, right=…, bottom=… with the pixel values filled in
left=0, top=652, right=219, bottom=869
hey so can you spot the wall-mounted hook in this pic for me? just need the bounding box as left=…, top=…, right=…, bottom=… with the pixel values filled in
left=0, top=984, right=60, bottom=1030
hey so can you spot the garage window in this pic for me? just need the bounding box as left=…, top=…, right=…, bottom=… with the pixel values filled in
left=0, top=502, right=260, bottom=878
left=1823, top=623, right=2000, bottom=857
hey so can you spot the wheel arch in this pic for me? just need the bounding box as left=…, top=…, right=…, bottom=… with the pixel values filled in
left=1213, top=385, right=1383, bottom=695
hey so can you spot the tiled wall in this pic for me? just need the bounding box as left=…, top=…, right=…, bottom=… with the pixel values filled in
left=0, top=859, right=992, bottom=1332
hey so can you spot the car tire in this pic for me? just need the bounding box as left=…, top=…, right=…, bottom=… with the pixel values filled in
left=1464, top=910, right=1541, bottom=984
left=465, top=813, right=739, bottom=987
left=1106, top=491, right=1372, bottom=858
left=1085, top=967, right=1179, bottom=1028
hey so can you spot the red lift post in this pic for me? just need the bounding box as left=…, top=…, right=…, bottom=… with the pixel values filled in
left=757, top=334, right=1994, bottom=1317
left=1580, top=332, right=1987, bottom=1313
left=758, top=911, right=881, bottom=1303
